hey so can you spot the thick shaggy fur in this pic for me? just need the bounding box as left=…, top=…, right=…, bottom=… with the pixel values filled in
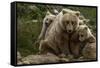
left=69, top=31, right=82, bottom=58
left=38, top=11, right=56, bottom=41
left=61, top=9, right=81, bottom=58
left=69, top=18, right=90, bottom=58
left=78, top=25, right=96, bottom=59
left=39, top=10, right=80, bottom=57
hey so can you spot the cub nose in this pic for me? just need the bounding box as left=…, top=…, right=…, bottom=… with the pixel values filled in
left=45, top=22, right=49, bottom=26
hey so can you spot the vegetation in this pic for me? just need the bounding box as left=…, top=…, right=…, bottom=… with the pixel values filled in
left=16, top=3, right=97, bottom=57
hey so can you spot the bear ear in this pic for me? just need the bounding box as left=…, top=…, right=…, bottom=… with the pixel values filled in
left=75, top=11, right=80, bottom=16
left=46, top=11, right=51, bottom=15
left=62, top=9, right=68, bottom=14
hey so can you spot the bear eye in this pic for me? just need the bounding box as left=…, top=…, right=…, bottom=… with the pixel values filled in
left=66, top=21, right=69, bottom=24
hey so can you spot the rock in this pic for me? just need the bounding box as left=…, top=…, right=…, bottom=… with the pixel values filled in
left=17, top=51, right=23, bottom=65
left=22, top=61, right=30, bottom=64
left=21, top=54, right=69, bottom=64
left=17, top=51, right=22, bottom=60
left=17, top=61, right=23, bottom=65
left=59, top=58, right=69, bottom=62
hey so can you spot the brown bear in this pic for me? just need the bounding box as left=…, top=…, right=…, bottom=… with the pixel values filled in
left=57, top=9, right=90, bottom=59
left=37, top=11, right=56, bottom=42
left=78, top=25, right=96, bottom=60
left=69, top=19, right=91, bottom=58
left=61, top=8, right=80, bottom=33
left=59, top=9, right=82, bottom=58
left=39, top=9, right=80, bottom=58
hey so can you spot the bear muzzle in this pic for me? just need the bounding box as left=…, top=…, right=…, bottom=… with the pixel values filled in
left=67, top=30, right=72, bottom=33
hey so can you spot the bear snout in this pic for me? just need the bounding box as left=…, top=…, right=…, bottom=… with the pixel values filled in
left=67, top=30, right=72, bottom=33
left=45, top=22, right=50, bottom=27
left=66, top=24, right=73, bottom=33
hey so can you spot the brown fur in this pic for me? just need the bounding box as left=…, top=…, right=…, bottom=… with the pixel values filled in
left=67, top=15, right=90, bottom=58
left=82, top=42, right=96, bottom=60
left=61, top=9, right=81, bottom=58
left=69, top=31, right=82, bottom=58
left=39, top=10, right=80, bottom=57
left=38, top=11, right=56, bottom=41
left=78, top=25, right=96, bottom=59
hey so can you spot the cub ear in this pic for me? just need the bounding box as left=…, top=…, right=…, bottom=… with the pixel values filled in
left=46, top=11, right=51, bottom=15
left=84, top=26, right=88, bottom=30
left=54, top=9, right=59, bottom=15
left=75, top=11, right=80, bottom=16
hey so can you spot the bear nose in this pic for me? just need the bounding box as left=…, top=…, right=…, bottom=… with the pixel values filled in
left=68, top=30, right=72, bottom=33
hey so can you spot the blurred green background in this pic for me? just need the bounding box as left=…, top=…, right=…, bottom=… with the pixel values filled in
left=16, top=3, right=97, bottom=57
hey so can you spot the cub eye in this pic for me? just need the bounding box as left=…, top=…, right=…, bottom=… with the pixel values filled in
left=46, top=18, right=48, bottom=21
left=50, top=20, right=53, bottom=23
left=80, top=35, right=84, bottom=37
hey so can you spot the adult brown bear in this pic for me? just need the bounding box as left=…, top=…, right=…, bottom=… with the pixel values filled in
left=39, top=9, right=80, bottom=58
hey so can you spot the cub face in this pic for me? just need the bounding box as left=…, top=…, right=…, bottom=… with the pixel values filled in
left=61, top=10, right=80, bottom=33
left=43, top=11, right=56, bottom=27
left=37, top=11, right=56, bottom=41
left=78, top=25, right=90, bottom=42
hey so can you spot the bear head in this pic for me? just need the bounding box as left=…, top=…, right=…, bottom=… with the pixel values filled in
left=43, top=11, right=56, bottom=27
left=60, top=9, right=80, bottom=33
left=78, top=25, right=92, bottom=42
